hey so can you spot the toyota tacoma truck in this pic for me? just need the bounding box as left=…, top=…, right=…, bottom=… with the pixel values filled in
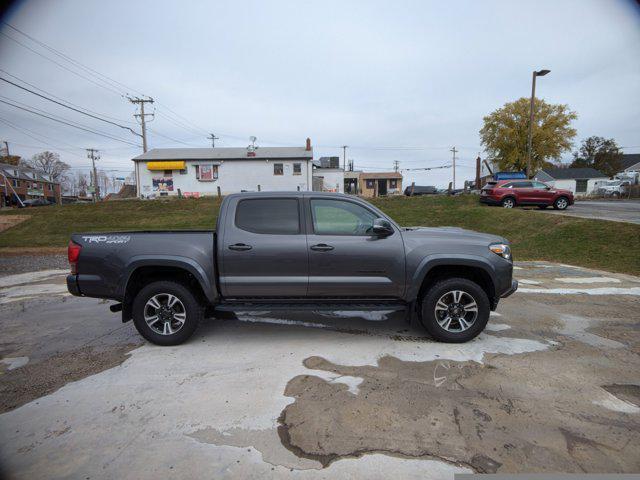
left=66, top=192, right=517, bottom=345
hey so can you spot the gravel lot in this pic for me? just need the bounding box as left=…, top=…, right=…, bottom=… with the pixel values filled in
left=0, top=261, right=638, bottom=479
left=0, top=254, right=67, bottom=277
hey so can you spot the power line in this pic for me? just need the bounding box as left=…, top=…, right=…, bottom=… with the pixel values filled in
left=0, top=76, right=141, bottom=137
left=0, top=98, right=142, bottom=147
left=2, top=22, right=144, bottom=97
left=0, top=116, right=85, bottom=159
left=0, top=31, right=124, bottom=97
left=0, top=69, right=135, bottom=125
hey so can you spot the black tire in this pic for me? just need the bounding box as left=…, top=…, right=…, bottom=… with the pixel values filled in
left=419, top=277, right=490, bottom=343
left=132, top=280, right=203, bottom=346
left=501, top=197, right=516, bottom=208
left=553, top=196, right=569, bottom=210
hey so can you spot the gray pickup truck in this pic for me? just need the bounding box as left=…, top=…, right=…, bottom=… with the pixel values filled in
left=66, top=192, right=517, bottom=345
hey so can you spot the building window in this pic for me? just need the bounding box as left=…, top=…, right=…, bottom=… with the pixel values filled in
left=293, top=163, right=302, bottom=175
left=274, top=163, right=284, bottom=175
left=196, top=164, right=218, bottom=181
left=366, top=179, right=375, bottom=189
left=389, top=179, right=397, bottom=189
left=164, top=170, right=173, bottom=177
left=576, top=179, right=588, bottom=193
left=12, top=179, right=17, bottom=187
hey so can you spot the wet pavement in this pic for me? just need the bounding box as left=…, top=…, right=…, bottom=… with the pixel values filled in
left=0, top=262, right=639, bottom=478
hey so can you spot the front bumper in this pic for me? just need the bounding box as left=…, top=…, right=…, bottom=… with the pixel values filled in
left=66, top=274, right=81, bottom=296
left=501, top=279, right=518, bottom=298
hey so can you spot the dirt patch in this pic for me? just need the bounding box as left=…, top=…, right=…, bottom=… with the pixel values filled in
left=0, top=343, right=140, bottom=413
left=278, top=350, right=640, bottom=474
left=0, top=215, right=30, bottom=233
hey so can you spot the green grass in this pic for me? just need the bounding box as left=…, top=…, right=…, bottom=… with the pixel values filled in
left=1, top=195, right=638, bottom=275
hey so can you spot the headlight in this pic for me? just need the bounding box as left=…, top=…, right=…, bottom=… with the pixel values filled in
left=489, top=243, right=511, bottom=261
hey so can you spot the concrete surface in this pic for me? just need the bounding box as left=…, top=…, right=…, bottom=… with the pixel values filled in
left=539, top=199, right=640, bottom=224
left=0, top=262, right=639, bottom=479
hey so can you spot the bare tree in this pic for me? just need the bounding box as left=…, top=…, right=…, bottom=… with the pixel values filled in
left=21, top=151, right=71, bottom=182
left=76, top=172, right=88, bottom=197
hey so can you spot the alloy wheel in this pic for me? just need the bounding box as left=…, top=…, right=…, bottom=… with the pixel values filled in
left=434, top=290, right=479, bottom=333
left=144, top=293, right=187, bottom=335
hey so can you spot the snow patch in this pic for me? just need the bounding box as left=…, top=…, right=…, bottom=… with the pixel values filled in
left=0, top=356, right=29, bottom=370
left=0, top=269, right=67, bottom=288
left=0, top=283, right=69, bottom=304
left=519, top=287, right=640, bottom=296
left=307, top=370, right=364, bottom=395
left=593, top=392, right=640, bottom=414
left=485, top=323, right=511, bottom=332
left=555, top=277, right=621, bottom=284
left=518, top=279, right=541, bottom=285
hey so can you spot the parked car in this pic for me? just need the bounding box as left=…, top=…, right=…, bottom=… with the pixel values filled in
left=404, top=185, right=438, bottom=196
left=20, top=198, right=53, bottom=207
left=480, top=180, right=573, bottom=210
left=597, top=180, right=630, bottom=197
left=67, top=192, right=517, bottom=345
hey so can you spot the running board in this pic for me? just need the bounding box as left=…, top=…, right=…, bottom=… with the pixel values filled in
left=214, top=301, right=408, bottom=312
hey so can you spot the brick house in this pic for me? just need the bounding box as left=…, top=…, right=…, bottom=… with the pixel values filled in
left=0, top=162, right=62, bottom=207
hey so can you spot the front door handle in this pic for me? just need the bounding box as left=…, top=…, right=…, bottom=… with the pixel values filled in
left=228, top=243, right=252, bottom=251
left=310, top=243, right=334, bottom=252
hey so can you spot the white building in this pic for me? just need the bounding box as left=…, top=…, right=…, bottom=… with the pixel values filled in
left=534, top=167, right=608, bottom=196
left=133, top=140, right=313, bottom=197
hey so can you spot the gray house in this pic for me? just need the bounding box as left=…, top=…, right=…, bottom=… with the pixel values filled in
left=534, top=167, right=608, bottom=196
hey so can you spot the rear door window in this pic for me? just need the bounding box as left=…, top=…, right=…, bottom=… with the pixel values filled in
left=513, top=181, right=533, bottom=188
left=235, top=198, right=300, bottom=234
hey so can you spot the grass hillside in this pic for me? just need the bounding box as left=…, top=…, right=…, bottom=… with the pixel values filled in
left=1, top=195, right=638, bottom=275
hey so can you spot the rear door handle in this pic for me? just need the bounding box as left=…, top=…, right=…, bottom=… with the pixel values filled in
left=228, top=243, right=252, bottom=251
left=310, top=243, right=334, bottom=252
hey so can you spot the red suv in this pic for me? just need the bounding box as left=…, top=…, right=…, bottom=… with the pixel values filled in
left=480, top=180, right=574, bottom=210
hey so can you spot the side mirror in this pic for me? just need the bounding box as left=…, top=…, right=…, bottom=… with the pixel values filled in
left=545, top=186, right=551, bottom=190
left=372, top=218, right=394, bottom=237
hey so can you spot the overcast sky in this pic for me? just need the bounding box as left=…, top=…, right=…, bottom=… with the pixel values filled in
left=0, top=0, right=639, bottom=187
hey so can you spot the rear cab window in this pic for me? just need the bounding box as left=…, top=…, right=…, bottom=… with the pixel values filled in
left=235, top=198, right=300, bottom=234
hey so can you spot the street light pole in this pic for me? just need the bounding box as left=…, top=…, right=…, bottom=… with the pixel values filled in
left=527, top=69, right=550, bottom=178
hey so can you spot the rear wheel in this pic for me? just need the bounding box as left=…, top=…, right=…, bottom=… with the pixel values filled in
left=553, top=196, right=569, bottom=210
left=501, top=197, right=515, bottom=208
left=132, top=280, right=202, bottom=346
left=419, top=277, right=490, bottom=343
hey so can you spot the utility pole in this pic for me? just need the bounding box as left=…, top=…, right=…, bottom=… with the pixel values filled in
left=2, top=140, right=9, bottom=156
left=87, top=148, right=100, bottom=202
left=207, top=133, right=219, bottom=148
left=341, top=145, right=348, bottom=171
left=393, top=160, right=400, bottom=172
left=450, top=146, right=458, bottom=190
left=128, top=97, right=154, bottom=153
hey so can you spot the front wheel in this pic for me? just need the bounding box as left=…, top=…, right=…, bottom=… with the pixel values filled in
left=132, top=280, right=203, bottom=346
left=553, top=196, right=569, bottom=210
left=419, top=278, right=490, bottom=343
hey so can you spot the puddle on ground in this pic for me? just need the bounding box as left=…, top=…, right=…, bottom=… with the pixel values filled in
left=273, top=354, right=640, bottom=474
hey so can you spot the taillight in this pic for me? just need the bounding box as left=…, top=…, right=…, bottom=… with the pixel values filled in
left=68, top=240, right=81, bottom=274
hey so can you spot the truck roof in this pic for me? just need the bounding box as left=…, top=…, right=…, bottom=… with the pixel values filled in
left=225, top=191, right=351, bottom=200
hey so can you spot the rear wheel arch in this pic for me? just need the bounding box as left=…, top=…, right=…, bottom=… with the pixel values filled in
left=122, top=265, right=209, bottom=322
